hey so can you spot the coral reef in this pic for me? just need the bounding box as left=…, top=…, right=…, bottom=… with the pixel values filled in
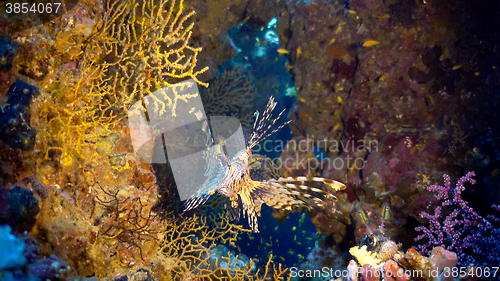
left=0, top=0, right=295, bottom=279
left=0, top=0, right=499, bottom=278
left=349, top=237, right=459, bottom=281
left=415, top=171, right=500, bottom=267
left=196, top=244, right=256, bottom=277
left=27, top=254, right=71, bottom=280
left=0, top=225, right=27, bottom=270
left=0, top=80, right=40, bottom=151
left=267, top=0, right=500, bottom=268
left=0, top=36, right=18, bottom=72
left=200, top=64, right=257, bottom=129
left=158, top=212, right=287, bottom=280
left=187, top=0, right=277, bottom=79
left=272, top=0, right=460, bottom=250
left=0, top=224, right=71, bottom=280
left=4, top=186, right=40, bottom=229
left=35, top=0, right=208, bottom=165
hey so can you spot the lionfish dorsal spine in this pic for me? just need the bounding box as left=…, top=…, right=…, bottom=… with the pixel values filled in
left=248, top=97, right=291, bottom=149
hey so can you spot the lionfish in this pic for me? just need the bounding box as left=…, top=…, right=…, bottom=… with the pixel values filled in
left=184, top=97, right=346, bottom=232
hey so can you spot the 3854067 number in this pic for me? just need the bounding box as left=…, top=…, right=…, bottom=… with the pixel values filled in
left=5, top=2, right=61, bottom=14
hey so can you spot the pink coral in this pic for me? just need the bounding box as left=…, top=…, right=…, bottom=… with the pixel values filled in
left=360, top=264, right=378, bottom=281
left=347, top=260, right=359, bottom=281
left=383, top=260, right=410, bottom=281
left=430, top=246, right=457, bottom=281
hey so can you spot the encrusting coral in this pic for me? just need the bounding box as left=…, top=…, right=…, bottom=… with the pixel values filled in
left=0, top=80, right=40, bottom=151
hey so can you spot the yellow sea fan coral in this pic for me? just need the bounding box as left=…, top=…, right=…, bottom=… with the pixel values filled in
left=83, top=0, right=209, bottom=116
left=200, top=65, right=256, bottom=128
left=37, top=0, right=208, bottom=165
left=158, top=213, right=289, bottom=280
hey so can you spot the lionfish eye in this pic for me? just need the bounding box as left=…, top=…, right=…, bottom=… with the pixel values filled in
left=241, top=173, right=245, bottom=178
left=360, top=235, right=375, bottom=247
left=367, top=236, right=376, bottom=247
left=368, top=237, right=374, bottom=245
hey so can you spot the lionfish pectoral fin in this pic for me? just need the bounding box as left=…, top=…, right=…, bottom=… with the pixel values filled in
left=183, top=170, right=223, bottom=212
left=184, top=193, right=212, bottom=211
left=259, top=177, right=345, bottom=210
left=271, top=177, right=346, bottom=192
left=321, top=178, right=347, bottom=192
left=225, top=197, right=241, bottom=221
left=251, top=181, right=309, bottom=211
left=239, top=189, right=260, bottom=233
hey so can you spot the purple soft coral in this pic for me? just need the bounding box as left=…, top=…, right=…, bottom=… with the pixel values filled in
left=414, top=171, right=500, bottom=267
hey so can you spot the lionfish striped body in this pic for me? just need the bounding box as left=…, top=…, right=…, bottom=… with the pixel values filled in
left=185, top=97, right=345, bottom=232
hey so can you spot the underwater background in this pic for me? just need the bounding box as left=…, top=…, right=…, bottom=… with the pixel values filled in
left=0, top=0, right=500, bottom=280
